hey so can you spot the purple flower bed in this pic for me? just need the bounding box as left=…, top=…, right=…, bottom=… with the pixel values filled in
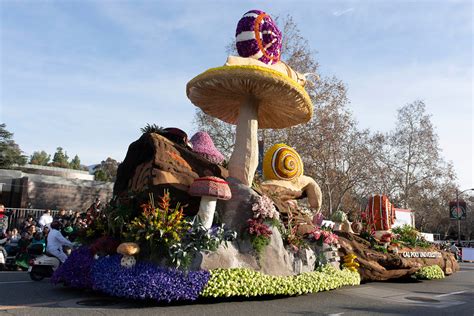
left=90, top=255, right=210, bottom=302
left=51, top=246, right=94, bottom=289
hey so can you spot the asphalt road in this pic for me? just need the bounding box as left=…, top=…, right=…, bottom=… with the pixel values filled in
left=0, top=263, right=472, bottom=316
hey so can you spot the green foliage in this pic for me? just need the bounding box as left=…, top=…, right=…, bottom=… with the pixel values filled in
left=169, top=217, right=237, bottom=269
left=250, top=234, right=271, bottom=255
left=70, top=154, right=82, bottom=170
left=79, top=209, right=108, bottom=244
left=392, top=225, right=431, bottom=248
left=372, top=244, right=388, bottom=253
left=51, top=147, right=70, bottom=168
left=414, top=265, right=445, bottom=280
left=331, top=210, right=347, bottom=223
left=103, top=196, right=134, bottom=237
left=123, top=192, right=188, bottom=258
left=94, top=169, right=109, bottom=182
left=201, top=265, right=360, bottom=298
left=93, top=157, right=119, bottom=182
left=141, top=123, right=164, bottom=134
left=0, top=123, right=27, bottom=168
left=29, top=150, right=51, bottom=166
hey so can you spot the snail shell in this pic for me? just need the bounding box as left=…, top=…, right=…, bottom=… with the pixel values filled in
left=263, top=143, right=304, bottom=181
left=235, top=9, right=282, bottom=65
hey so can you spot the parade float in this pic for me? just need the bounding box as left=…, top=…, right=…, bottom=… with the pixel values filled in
left=51, top=9, right=458, bottom=303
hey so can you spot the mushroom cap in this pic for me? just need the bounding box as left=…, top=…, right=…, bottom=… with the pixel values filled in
left=117, top=242, right=140, bottom=256
left=190, top=132, right=225, bottom=165
left=186, top=65, right=313, bottom=129
left=188, top=176, right=232, bottom=200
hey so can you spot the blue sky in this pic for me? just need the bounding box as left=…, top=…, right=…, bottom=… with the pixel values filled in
left=1, top=0, right=472, bottom=189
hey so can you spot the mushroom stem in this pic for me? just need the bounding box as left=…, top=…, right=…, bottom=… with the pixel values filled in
left=197, top=196, right=217, bottom=229
left=228, top=97, right=259, bottom=186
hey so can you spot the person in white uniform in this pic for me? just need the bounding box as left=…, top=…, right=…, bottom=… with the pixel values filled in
left=46, top=221, right=73, bottom=263
left=38, top=210, right=53, bottom=229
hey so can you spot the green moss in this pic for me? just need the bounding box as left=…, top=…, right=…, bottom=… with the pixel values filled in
left=251, top=235, right=271, bottom=255
left=200, top=265, right=360, bottom=298
left=414, top=265, right=445, bottom=280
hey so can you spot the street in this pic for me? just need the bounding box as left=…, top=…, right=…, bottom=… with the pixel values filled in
left=0, top=263, right=472, bottom=316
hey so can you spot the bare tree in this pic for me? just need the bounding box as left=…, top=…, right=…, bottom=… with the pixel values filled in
left=385, top=101, right=443, bottom=208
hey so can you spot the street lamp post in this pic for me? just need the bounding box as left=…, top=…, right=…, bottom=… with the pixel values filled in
left=456, top=188, right=474, bottom=246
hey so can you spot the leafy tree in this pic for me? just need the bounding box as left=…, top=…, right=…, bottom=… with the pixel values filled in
left=0, top=123, right=27, bottom=168
left=51, top=147, right=70, bottom=168
left=29, top=150, right=51, bottom=166
left=70, top=154, right=82, bottom=170
left=94, top=157, right=119, bottom=182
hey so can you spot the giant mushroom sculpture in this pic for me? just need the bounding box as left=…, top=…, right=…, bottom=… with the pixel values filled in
left=186, top=9, right=313, bottom=186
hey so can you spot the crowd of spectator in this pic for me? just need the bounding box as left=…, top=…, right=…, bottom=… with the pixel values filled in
left=0, top=199, right=102, bottom=270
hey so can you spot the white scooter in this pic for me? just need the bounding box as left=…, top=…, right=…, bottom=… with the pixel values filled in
left=28, top=244, right=71, bottom=281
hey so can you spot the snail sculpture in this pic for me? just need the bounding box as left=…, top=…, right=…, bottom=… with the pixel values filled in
left=263, top=143, right=304, bottom=181
left=235, top=10, right=282, bottom=65
left=261, top=144, right=322, bottom=213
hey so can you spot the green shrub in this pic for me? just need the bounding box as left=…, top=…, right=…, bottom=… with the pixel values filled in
left=392, top=225, right=431, bottom=248
left=200, top=265, right=360, bottom=298
left=414, top=265, right=445, bottom=280
left=331, top=210, right=347, bottom=223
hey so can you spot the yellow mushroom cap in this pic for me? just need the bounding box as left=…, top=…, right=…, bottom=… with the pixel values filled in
left=186, top=65, right=313, bottom=129
left=117, top=242, right=140, bottom=256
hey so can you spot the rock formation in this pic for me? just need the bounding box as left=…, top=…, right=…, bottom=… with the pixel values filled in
left=114, top=133, right=228, bottom=215
left=337, top=232, right=459, bottom=282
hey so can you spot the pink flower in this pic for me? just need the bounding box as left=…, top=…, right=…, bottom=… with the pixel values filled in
left=323, top=233, right=338, bottom=245
left=251, top=195, right=279, bottom=220
left=247, top=219, right=272, bottom=237
left=312, top=230, right=322, bottom=240
left=312, top=213, right=324, bottom=226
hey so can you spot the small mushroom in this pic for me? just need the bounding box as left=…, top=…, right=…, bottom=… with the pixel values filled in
left=188, top=177, right=232, bottom=229
left=117, top=242, right=140, bottom=268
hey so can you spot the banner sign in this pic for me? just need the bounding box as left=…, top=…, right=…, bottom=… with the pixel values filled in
left=449, top=201, right=467, bottom=220
left=401, top=252, right=442, bottom=259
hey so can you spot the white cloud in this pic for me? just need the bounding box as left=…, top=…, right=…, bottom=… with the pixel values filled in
left=333, top=8, right=354, bottom=17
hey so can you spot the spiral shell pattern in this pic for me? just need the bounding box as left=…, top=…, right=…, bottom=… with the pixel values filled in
left=263, top=143, right=303, bottom=181
left=235, top=9, right=282, bottom=65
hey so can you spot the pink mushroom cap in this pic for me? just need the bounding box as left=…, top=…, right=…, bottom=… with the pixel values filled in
left=188, top=176, right=232, bottom=200
left=190, top=132, right=225, bottom=165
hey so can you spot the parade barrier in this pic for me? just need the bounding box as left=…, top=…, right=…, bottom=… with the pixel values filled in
left=5, top=208, right=59, bottom=228
left=462, top=247, right=474, bottom=262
